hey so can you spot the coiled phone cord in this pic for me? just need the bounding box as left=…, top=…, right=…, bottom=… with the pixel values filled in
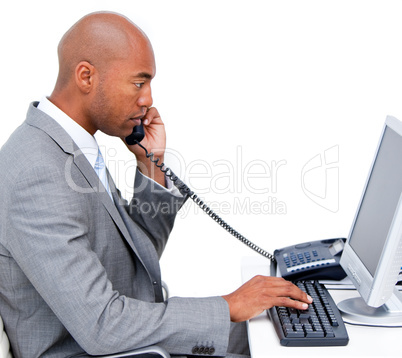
left=135, top=140, right=276, bottom=262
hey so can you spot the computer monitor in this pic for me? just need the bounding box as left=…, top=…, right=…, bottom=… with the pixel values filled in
left=339, top=115, right=402, bottom=326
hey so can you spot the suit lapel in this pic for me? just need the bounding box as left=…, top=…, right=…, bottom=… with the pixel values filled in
left=25, top=103, right=152, bottom=276
left=71, top=151, right=136, bottom=247
left=69, top=147, right=161, bottom=300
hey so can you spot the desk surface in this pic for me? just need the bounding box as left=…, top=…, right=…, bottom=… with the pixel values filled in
left=242, top=256, right=401, bottom=358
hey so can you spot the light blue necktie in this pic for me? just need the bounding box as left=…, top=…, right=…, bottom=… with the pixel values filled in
left=94, top=148, right=112, bottom=199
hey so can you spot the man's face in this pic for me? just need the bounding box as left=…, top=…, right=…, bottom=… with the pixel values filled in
left=89, top=39, right=156, bottom=137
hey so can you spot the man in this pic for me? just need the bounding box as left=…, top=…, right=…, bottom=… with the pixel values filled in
left=0, top=11, right=312, bottom=357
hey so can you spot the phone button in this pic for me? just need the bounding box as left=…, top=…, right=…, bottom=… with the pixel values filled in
left=295, top=243, right=311, bottom=249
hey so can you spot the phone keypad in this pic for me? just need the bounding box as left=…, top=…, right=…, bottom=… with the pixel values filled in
left=283, top=251, right=334, bottom=274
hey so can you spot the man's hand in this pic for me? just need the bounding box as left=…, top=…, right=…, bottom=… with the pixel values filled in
left=222, top=275, right=313, bottom=322
left=124, top=107, right=167, bottom=187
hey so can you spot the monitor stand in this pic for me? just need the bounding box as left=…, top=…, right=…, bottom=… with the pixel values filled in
left=337, top=289, right=402, bottom=327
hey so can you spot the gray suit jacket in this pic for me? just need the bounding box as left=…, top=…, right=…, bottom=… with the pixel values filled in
left=0, top=103, right=230, bottom=357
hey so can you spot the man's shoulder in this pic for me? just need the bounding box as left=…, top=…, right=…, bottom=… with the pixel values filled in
left=2, top=102, right=75, bottom=157
left=0, top=103, right=73, bottom=184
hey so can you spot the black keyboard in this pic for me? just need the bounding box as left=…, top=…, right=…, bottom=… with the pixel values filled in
left=267, top=280, right=349, bottom=346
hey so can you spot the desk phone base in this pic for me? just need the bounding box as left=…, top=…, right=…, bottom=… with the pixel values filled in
left=267, top=280, right=349, bottom=346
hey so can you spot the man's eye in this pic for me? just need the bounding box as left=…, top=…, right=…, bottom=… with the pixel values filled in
left=134, top=83, right=144, bottom=88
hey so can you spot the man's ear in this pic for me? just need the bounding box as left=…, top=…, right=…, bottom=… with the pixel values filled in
left=75, top=61, right=96, bottom=94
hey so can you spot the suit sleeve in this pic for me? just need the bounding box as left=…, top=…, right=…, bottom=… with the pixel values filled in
left=125, top=168, right=188, bottom=257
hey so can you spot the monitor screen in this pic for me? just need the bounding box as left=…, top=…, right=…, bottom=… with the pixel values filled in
left=339, top=116, right=402, bottom=326
left=349, top=126, right=402, bottom=276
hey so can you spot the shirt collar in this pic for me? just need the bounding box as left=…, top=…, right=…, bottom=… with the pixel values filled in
left=37, top=96, right=99, bottom=168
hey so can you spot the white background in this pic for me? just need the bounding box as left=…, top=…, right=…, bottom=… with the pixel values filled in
left=1, top=0, right=402, bottom=298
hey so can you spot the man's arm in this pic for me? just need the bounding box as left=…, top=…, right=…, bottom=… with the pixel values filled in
left=121, top=167, right=187, bottom=257
left=4, top=158, right=229, bottom=356
left=120, top=106, right=188, bottom=257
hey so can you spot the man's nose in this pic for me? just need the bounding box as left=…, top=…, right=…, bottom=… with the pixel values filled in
left=138, top=84, right=153, bottom=109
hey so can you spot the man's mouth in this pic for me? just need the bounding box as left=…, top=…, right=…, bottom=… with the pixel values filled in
left=130, top=111, right=146, bottom=126
left=130, top=118, right=142, bottom=126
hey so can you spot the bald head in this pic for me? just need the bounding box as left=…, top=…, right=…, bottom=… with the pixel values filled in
left=49, top=12, right=156, bottom=136
left=54, top=11, right=151, bottom=89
